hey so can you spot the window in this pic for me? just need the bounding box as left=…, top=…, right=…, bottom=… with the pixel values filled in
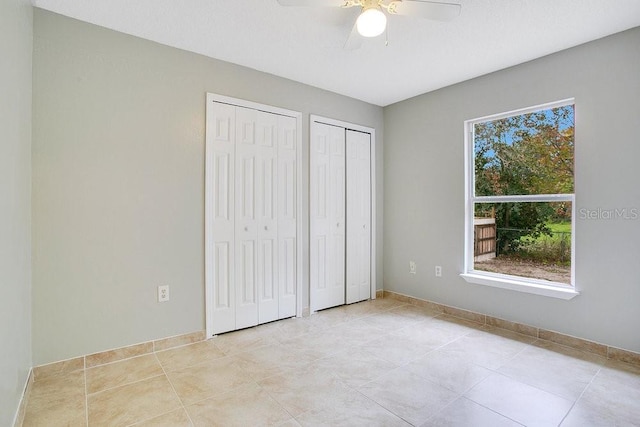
left=461, top=100, right=578, bottom=299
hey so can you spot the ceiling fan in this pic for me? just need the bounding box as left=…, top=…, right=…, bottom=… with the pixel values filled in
left=276, top=0, right=462, bottom=49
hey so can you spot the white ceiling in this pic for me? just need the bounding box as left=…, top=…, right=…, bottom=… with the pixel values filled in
left=32, top=0, right=640, bottom=106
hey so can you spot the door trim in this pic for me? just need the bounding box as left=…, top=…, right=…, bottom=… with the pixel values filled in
left=310, top=115, right=377, bottom=310
left=205, top=93, right=303, bottom=338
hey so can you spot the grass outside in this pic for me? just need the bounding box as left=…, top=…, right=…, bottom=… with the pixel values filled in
left=545, top=221, right=572, bottom=234
left=517, top=220, right=571, bottom=265
left=521, top=221, right=571, bottom=243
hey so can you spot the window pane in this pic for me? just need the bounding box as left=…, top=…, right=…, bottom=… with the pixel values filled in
left=474, top=105, right=574, bottom=196
left=473, top=201, right=572, bottom=285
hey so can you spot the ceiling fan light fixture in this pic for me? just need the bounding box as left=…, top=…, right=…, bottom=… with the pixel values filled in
left=356, top=7, right=387, bottom=38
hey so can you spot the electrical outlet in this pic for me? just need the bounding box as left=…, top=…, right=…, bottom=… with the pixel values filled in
left=409, top=261, right=417, bottom=274
left=435, top=266, right=442, bottom=277
left=158, top=285, right=170, bottom=302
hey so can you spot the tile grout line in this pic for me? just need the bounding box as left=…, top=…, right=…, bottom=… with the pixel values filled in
left=86, top=372, right=168, bottom=396
left=495, top=337, right=536, bottom=370
left=86, top=339, right=214, bottom=378
left=123, top=406, right=189, bottom=427
left=459, top=396, right=527, bottom=426
left=84, top=352, right=158, bottom=371
left=152, top=352, right=196, bottom=426
left=257, top=381, right=300, bottom=425
left=473, top=332, right=597, bottom=406
left=349, top=382, right=414, bottom=426
left=474, top=369, right=579, bottom=411
left=557, top=364, right=603, bottom=426
left=417, top=308, right=606, bottom=420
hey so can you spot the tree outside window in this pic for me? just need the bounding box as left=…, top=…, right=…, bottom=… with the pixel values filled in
left=467, top=101, right=575, bottom=286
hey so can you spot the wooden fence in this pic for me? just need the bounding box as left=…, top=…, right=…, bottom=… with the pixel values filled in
left=474, top=218, right=496, bottom=262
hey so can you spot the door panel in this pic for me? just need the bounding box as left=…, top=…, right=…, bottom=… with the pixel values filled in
left=241, top=240, right=256, bottom=304
left=281, top=238, right=296, bottom=294
left=214, top=242, right=231, bottom=308
left=257, top=111, right=279, bottom=324
left=346, top=130, right=371, bottom=304
left=278, top=115, right=297, bottom=318
left=310, top=122, right=346, bottom=311
left=210, top=102, right=236, bottom=334
left=235, top=106, right=259, bottom=329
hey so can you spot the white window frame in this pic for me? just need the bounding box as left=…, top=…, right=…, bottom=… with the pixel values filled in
left=461, top=99, right=579, bottom=300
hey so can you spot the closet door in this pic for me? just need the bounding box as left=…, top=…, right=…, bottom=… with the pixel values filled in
left=210, top=103, right=237, bottom=335
left=278, top=115, right=298, bottom=318
left=256, top=111, right=279, bottom=324
left=207, top=95, right=299, bottom=336
left=235, top=107, right=259, bottom=329
left=310, top=122, right=346, bottom=311
left=346, top=130, right=371, bottom=304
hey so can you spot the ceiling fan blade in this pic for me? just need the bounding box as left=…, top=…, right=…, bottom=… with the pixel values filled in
left=277, top=0, right=347, bottom=6
left=344, top=20, right=362, bottom=50
left=390, top=0, right=461, bottom=21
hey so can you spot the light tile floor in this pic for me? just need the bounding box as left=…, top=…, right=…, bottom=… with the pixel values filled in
left=21, top=298, right=640, bottom=426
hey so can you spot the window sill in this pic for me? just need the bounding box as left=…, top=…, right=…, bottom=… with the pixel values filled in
left=460, top=272, right=579, bottom=300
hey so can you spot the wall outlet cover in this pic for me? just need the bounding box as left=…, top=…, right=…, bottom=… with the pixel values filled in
left=158, top=285, right=170, bottom=302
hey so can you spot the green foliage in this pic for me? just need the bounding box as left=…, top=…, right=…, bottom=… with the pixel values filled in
left=493, top=202, right=554, bottom=254
left=474, top=105, right=574, bottom=258
left=475, top=105, right=574, bottom=197
left=518, top=221, right=572, bottom=265
left=545, top=221, right=572, bottom=234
